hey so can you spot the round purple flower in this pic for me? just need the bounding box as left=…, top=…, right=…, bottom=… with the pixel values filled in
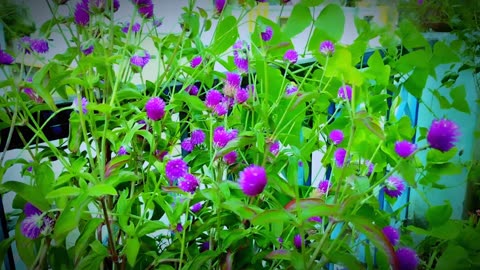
left=383, top=176, right=405, bottom=198
left=213, top=126, right=237, bottom=148
left=181, top=138, right=194, bottom=152
left=224, top=72, right=242, bottom=97
left=185, top=85, right=199, bottom=96
left=396, top=247, right=419, bottom=270
left=293, top=234, right=302, bottom=249
left=30, top=39, right=49, bottom=54
left=283, top=49, right=298, bottom=64
left=118, top=146, right=128, bottom=156
left=179, top=174, right=199, bottom=193
left=223, top=151, right=237, bottom=165
left=18, top=36, right=32, bottom=54
left=285, top=83, right=298, bottom=96
left=308, top=216, right=322, bottom=223
left=234, top=56, right=249, bottom=73
left=130, top=50, right=150, bottom=68
left=122, top=22, right=141, bottom=33
left=382, top=225, right=400, bottom=246
left=427, top=119, right=460, bottom=152
left=205, top=89, right=223, bottom=108
left=334, top=148, right=347, bottom=167
left=320, top=40, right=335, bottom=56
left=74, top=1, right=90, bottom=26
left=238, top=165, right=267, bottom=196
left=200, top=241, right=210, bottom=252
left=235, top=88, right=249, bottom=104
left=269, top=141, right=280, bottom=156
left=338, top=85, right=352, bottom=101
left=190, top=202, right=203, bottom=213
left=138, top=3, right=154, bottom=18
left=261, top=26, right=273, bottom=41
left=318, top=180, right=331, bottom=194
left=191, top=129, right=205, bottom=145
left=215, top=0, right=226, bottom=14
left=213, top=102, right=228, bottom=116
left=145, top=97, right=166, bottom=121
left=329, top=129, right=344, bottom=145
left=165, top=158, right=188, bottom=183
left=233, top=40, right=249, bottom=73
left=81, top=44, right=94, bottom=55
left=72, top=97, right=88, bottom=114
left=0, top=49, right=14, bottom=65
left=191, top=56, right=202, bottom=68
left=395, top=140, right=417, bottom=158
left=20, top=203, right=53, bottom=239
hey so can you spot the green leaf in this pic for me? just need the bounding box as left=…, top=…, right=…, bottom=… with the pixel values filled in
left=117, top=87, right=143, bottom=101
left=136, top=221, right=169, bottom=237
left=125, top=236, right=140, bottom=267
left=404, top=68, right=428, bottom=99
left=312, top=4, right=345, bottom=42
left=46, top=186, right=81, bottom=199
left=2, top=181, right=50, bottom=211
left=251, top=209, right=292, bottom=226
left=426, top=202, right=452, bottom=227
left=31, top=63, right=57, bottom=111
left=15, top=219, right=36, bottom=268
left=211, top=16, right=238, bottom=55
left=0, top=237, right=14, bottom=268
left=283, top=4, right=312, bottom=38
left=221, top=199, right=257, bottom=220
left=74, top=218, right=104, bottom=261
left=432, top=89, right=451, bottom=109
left=450, top=85, right=470, bottom=114
left=426, top=148, right=457, bottom=164
left=432, top=41, right=460, bottom=65
left=88, top=184, right=117, bottom=197
left=53, top=194, right=91, bottom=242
left=47, top=246, right=73, bottom=270
left=300, top=0, right=324, bottom=7
left=436, top=244, right=470, bottom=270
left=35, top=163, right=55, bottom=196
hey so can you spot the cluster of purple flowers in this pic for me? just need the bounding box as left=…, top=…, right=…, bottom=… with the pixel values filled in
left=338, top=85, right=352, bottom=101
left=74, top=0, right=120, bottom=26
left=285, top=83, right=298, bottom=96
left=238, top=165, right=267, bottom=196
left=205, top=89, right=230, bottom=116
left=213, top=126, right=238, bottom=148
left=165, top=158, right=189, bottom=183
left=283, top=49, right=298, bottom=64
left=382, top=225, right=419, bottom=270
left=320, top=40, right=335, bottom=56
left=261, top=26, right=273, bottom=42
left=23, top=78, right=43, bottom=104
left=181, top=129, right=206, bottom=152
left=334, top=148, right=347, bottom=167
left=318, top=179, right=331, bottom=194
left=214, top=0, right=226, bottom=15
left=185, top=85, right=199, bottom=96
left=383, top=176, right=405, bottom=198
left=269, top=140, right=280, bottom=156
left=427, top=118, right=460, bottom=152
left=72, top=96, right=88, bottom=114
left=395, top=140, right=416, bottom=158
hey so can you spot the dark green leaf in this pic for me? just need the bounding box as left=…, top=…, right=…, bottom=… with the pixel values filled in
left=2, top=181, right=50, bottom=211
left=426, top=202, right=452, bottom=227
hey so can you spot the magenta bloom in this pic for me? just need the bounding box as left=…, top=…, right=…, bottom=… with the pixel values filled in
left=395, top=140, right=416, bottom=158
left=308, top=216, right=322, bottom=223
left=191, top=56, right=202, bottom=68
left=269, top=141, right=280, bottom=156
left=334, top=148, right=347, bottom=167
left=181, top=138, right=194, bottom=152
left=118, top=146, right=128, bottom=156
left=213, top=126, right=237, bottom=148
left=261, top=26, right=273, bottom=41
left=320, top=40, right=335, bottom=56
left=318, top=180, right=331, bottom=194
left=213, top=102, right=228, bottom=116
left=185, top=85, right=199, bottom=96
left=145, top=97, right=166, bottom=121
left=30, top=39, right=49, bottom=54
left=130, top=50, right=150, bottom=68
left=165, top=158, right=188, bottom=183
left=233, top=40, right=249, bottom=73
left=338, top=85, right=352, bottom=101
left=329, top=129, right=344, bottom=145
left=235, top=88, right=249, bottom=104
left=382, top=225, right=400, bottom=246
left=285, top=83, right=298, bottom=96
left=191, top=129, right=205, bottom=145
left=74, top=1, right=90, bottom=26
left=138, top=3, right=154, bottom=18
left=396, top=247, right=419, bottom=270
left=21, top=203, right=53, bottom=239
left=200, top=241, right=210, bottom=252
left=122, top=22, right=141, bottom=33
left=179, top=174, right=199, bottom=193
left=238, top=165, right=267, bottom=196
left=223, top=151, right=237, bottom=165
left=383, top=176, right=405, bottom=198
left=191, top=202, right=203, bottom=213
left=223, top=72, right=242, bottom=97
left=205, top=89, right=224, bottom=108
left=215, top=0, right=226, bottom=14
left=427, top=119, right=460, bottom=152
left=283, top=49, right=298, bottom=64
left=72, top=97, right=88, bottom=114
left=0, top=49, right=14, bottom=65
left=293, top=234, right=302, bottom=249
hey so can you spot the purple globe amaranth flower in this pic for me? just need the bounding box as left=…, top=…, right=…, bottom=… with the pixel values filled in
left=383, top=176, right=405, bottom=198
left=191, top=202, right=203, bottom=213
left=293, top=234, right=302, bottom=249
left=239, top=165, right=267, bottom=196
left=213, top=126, right=237, bottom=148
left=145, top=97, right=166, bottom=121
left=190, top=55, right=202, bottom=68
left=122, top=22, right=141, bottom=33
left=329, top=129, right=344, bottom=145
left=320, top=40, right=335, bottom=56
left=334, top=148, right=347, bottom=167
left=223, top=72, right=242, bottom=97
left=0, top=49, right=14, bottom=65
left=308, top=216, right=322, bottom=223
left=18, top=36, right=32, bottom=54
left=382, top=225, right=400, bottom=246
left=338, top=85, right=352, bottom=101
left=205, top=89, right=224, bottom=108
left=215, top=0, right=226, bottom=15
left=427, top=119, right=460, bottom=152
left=318, top=180, right=331, bottom=194
left=130, top=50, right=150, bottom=68
left=191, top=129, right=205, bottom=145
left=261, top=26, right=273, bottom=41
left=269, top=141, right=280, bottom=156
left=165, top=158, right=188, bottom=183
left=20, top=203, right=53, bottom=239
left=22, top=78, right=43, bottom=104
left=283, top=49, right=298, bottom=64
left=366, top=160, right=374, bottom=176
left=30, top=39, right=49, bottom=54
left=396, top=247, right=419, bottom=270
left=81, top=44, right=94, bottom=55
left=24, top=202, right=42, bottom=217
left=118, top=146, right=128, bottom=156
left=179, top=174, right=199, bottom=193
left=213, top=102, right=228, bottom=116
left=285, top=83, right=298, bottom=96
left=175, top=223, right=183, bottom=233
left=181, top=138, right=194, bottom=152
left=200, top=241, right=210, bottom=252
left=138, top=3, right=154, bottom=18
left=72, top=97, right=88, bottom=114
left=223, top=151, right=237, bottom=165
left=185, top=85, right=199, bottom=96
left=417, top=0, right=424, bottom=4
left=74, top=1, right=90, bottom=26
left=395, top=140, right=417, bottom=158
left=233, top=40, right=249, bottom=73
left=235, top=88, right=249, bottom=104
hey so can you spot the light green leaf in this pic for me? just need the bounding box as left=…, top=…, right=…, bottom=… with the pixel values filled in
left=252, top=209, right=292, bottom=226
left=2, top=181, right=50, bottom=211
left=450, top=85, right=470, bottom=114
left=211, top=16, right=239, bottom=54
left=283, top=4, right=312, bottom=38
left=125, top=237, right=140, bottom=267
left=313, top=4, right=345, bottom=42
left=46, top=186, right=81, bottom=199
left=404, top=68, right=428, bottom=99
left=88, top=184, right=117, bottom=197
left=136, top=221, right=169, bottom=237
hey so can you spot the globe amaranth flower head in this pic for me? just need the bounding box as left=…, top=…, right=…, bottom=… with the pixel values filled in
left=214, top=0, right=226, bottom=15
left=0, top=49, right=14, bottom=65
left=283, top=49, right=298, bottom=64
left=81, top=44, right=94, bottom=55
left=74, top=0, right=90, bottom=26
left=185, top=85, right=199, bottom=96
left=238, top=165, right=268, bottom=196
left=334, top=148, right=347, bottom=167
left=329, top=129, right=344, bottom=145
left=320, top=40, right=335, bottom=56
left=382, top=225, right=400, bottom=246
left=178, top=174, right=199, bottom=193
left=117, top=146, right=128, bottom=156
left=318, top=179, right=331, bottom=194
left=395, top=140, right=416, bottom=158
left=338, top=85, right=352, bottom=101
left=308, top=216, right=322, bottom=223
left=181, top=138, right=194, bottom=152
left=235, top=88, right=249, bottom=104
left=145, top=97, right=166, bottom=121
left=213, top=126, right=238, bottom=148
left=21, top=202, right=54, bottom=239
left=165, top=158, right=189, bottom=183
left=269, top=140, right=280, bottom=156
left=396, top=247, right=419, bottom=270
left=233, top=40, right=249, bottom=73
left=285, top=83, right=298, bottom=96
left=293, top=234, right=302, bottom=249
left=190, top=202, right=203, bottom=213
left=130, top=50, right=150, bottom=68
left=383, top=176, right=405, bottom=198
left=191, top=129, right=206, bottom=145
left=261, top=26, right=273, bottom=41
left=30, top=39, right=49, bottom=54
left=427, top=118, right=460, bottom=152
left=223, top=151, right=237, bottom=165
left=365, top=160, right=374, bottom=176
left=134, top=0, right=154, bottom=18
left=72, top=96, right=88, bottom=114
left=223, top=72, right=242, bottom=97
left=122, top=22, right=141, bottom=33
left=205, top=89, right=224, bottom=108
left=190, top=55, right=202, bottom=68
